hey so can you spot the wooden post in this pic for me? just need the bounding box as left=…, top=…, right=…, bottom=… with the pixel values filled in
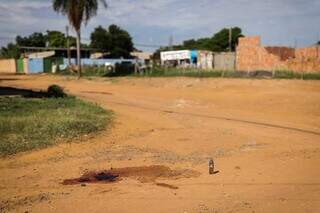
left=66, top=25, right=71, bottom=66
left=301, top=56, right=304, bottom=80
left=229, top=28, right=232, bottom=52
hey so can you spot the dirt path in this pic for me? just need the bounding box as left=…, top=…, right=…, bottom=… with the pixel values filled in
left=1, top=74, right=320, bottom=213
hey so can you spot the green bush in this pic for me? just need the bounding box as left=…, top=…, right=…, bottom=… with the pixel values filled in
left=82, top=65, right=109, bottom=77
left=302, top=72, right=320, bottom=80
left=47, top=84, right=67, bottom=98
left=274, top=71, right=302, bottom=79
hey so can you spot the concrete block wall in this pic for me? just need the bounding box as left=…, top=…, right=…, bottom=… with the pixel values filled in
left=197, top=51, right=213, bottom=69
left=213, top=52, right=236, bottom=71
left=0, top=59, right=16, bottom=74
left=236, top=36, right=320, bottom=72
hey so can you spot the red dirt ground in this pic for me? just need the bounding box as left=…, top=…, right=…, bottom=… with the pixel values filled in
left=0, top=74, right=320, bottom=213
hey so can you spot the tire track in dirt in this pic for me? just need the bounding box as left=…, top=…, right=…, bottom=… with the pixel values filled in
left=91, top=98, right=320, bottom=137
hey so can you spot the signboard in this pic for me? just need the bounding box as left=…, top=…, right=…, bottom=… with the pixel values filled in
left=160, top=50, right=191, bottom=61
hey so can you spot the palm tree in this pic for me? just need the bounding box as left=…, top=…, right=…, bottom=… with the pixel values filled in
left=53, top=0, right=107, bottom=78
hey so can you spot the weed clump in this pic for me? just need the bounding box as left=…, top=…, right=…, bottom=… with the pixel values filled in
left=47, top=84, right=67, bottom=98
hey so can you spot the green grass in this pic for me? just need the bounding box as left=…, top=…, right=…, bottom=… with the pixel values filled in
left=273, top=71, right=320, bottom=80
left=132, top=67, right=223, bottom=78
left=303, top=72, right=320, bottom=80
left=0, top=96, right=112, bottom=156
left=134, top=68, right=320, bottom=80
left=55, top=65, right=320, bottom=80
left=273, top=71, right=302, bottom=79
left=132, top=68, right=251, bottom=78
left=58, top=66, right=109, bottom=77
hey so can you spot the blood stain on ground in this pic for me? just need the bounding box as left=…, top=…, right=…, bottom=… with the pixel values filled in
left=62, top=165, right=199, bottom=188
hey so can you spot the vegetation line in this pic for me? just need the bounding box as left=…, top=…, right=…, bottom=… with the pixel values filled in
left=0, top=86, right=112, bottom=156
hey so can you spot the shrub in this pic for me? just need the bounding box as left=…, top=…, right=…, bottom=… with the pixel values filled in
left=47, top=84, right=67, bottom=98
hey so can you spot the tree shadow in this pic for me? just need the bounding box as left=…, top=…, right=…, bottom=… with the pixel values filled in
left=0, top=86, right=48, bottom=98
left=0, top=78, right=20, bottom=82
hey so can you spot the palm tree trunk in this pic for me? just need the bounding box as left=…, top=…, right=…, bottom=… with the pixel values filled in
left=76, top=29, right=82, bottom=78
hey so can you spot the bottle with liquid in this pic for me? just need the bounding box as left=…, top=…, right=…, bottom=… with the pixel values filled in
left=209, top=159, right=214, bottom=174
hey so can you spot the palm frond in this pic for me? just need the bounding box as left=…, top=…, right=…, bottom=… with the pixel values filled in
left=52, top=0, right=107, bottom=30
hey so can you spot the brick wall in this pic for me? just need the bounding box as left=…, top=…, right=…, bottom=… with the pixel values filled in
left=236, top=36, right=320, bottom=72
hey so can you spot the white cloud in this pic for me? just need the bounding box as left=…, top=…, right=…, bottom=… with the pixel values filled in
left=0, top=0, right=319, bottom=50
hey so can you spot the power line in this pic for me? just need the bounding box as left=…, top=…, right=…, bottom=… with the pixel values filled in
left=169, top=35, right=173, bottom=50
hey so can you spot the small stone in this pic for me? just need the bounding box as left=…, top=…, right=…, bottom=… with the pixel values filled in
left=81, top=183, right=86, bottom=187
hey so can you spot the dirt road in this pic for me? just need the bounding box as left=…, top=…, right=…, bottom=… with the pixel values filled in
left=1, top=74, right=320, bottom=212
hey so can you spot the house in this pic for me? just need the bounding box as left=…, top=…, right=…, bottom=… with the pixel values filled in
left=131, top=51, right=152, bottom=65
left=160, top=50, right=197, bottom=67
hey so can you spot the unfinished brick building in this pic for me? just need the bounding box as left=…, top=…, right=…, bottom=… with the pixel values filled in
left=236, top=36, right=320, bottom=73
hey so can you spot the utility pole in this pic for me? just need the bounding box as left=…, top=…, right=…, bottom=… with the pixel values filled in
left=229, top=27, right=232, bottom=52
left=66, top=25, right=71, bottom=66
left=169, top=35, right=173, bottom=51
left=317, top=33, right=320, bottom=58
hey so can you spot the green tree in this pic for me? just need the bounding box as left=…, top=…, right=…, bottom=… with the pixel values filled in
left=154, top=27, right=244, bottom=54
left=46, top=30, right=76, bottom=47
left=108, top=24, right=134, bottom=58
left=183, top=39, right=198, bottom=49
left=0, top=30, right=78, bottom=59
left=52, top=0, right=107, bottom=77
left=210, top=27, right=243, bottom=52
left=0, top=32, right=47, bottom=59
left=0, top=43, right=20, bottom=59
left=90, top=25, right=110, bottom=51
left=16, top=32, right=47, bottom=47
left=90, top=24, right=134, bottom=58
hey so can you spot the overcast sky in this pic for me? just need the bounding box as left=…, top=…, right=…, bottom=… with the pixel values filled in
left=0, top=0, right=319, bottom=51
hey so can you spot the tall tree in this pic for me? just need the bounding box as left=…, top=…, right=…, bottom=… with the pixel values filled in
left=154, top=27, right=244, bottom=53
left=52, top=0, right=107, bottom=77
left=210, top=27, right=243, bottom=52
left=0, top=43, right=20, bottom=59
left=108, top=24, right=134, bottom=58
left=47, top=30, right=76, bottom=47
left=90, top=25, right=134, bottom=58
left=16, top=32, right=47, bottom=47
left=90, top=25, right=110, bottom=51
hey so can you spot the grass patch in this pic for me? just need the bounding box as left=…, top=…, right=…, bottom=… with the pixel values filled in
left=132, top=67, right=223, bottom=78
left=301, top=72, right=320, bottom=80
left=134, top=68, right=320, bottom=80
left=0, top=96, right=112, bottom=156
left=273, top=71, right=320, bottom=80
left=58, top=66, right=109, bottom=77
left=274, top=71, right=302, bottom=79
left=55, top=65, right=320, bottom=80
